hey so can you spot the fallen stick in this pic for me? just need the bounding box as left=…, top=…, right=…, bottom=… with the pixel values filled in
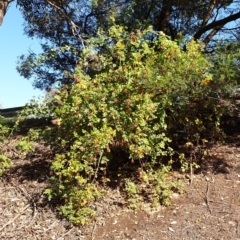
left=0, top=204, right=31, bottom=231
left=205, top=176, right=212, bottom=214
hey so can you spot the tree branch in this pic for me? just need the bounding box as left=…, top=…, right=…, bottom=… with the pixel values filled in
left=203, top=24, right=224, bottom=46
left=200, top=0, right=217, bottom=28
left=44, top=0, right=85, bottom=48
left=194, top=10, right=240, bottom=40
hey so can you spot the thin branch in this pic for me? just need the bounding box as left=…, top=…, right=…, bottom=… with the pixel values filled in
left=91, top=220, right=97, bottom=240
left=10, top=181, right=38, bottom=228
left=203, top=24, right=224, bottom=46
left=83, top=10, right=94, bottom=35
left=57, top=227, right=75, bottom=240
left=205, top=176, right=212, bottom=214
left=221, top=26, right=240, bottom=31
left=45, top=0, right=85, bottom=48
left=0, top=204, right=31, bottom=231
left=212, top=1, right=222, bottom=23
left=93, top=149, right=104, bottom=182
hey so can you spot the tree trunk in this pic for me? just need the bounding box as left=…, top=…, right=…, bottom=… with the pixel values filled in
left=157, top=0, right=172, bottom=34
left=0, top=0, right=13, bottom=26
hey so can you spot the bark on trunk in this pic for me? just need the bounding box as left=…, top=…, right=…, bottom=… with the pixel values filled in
left=0, top=0, right=13, bottom=26
left=157, top=0, right=172, bottom=34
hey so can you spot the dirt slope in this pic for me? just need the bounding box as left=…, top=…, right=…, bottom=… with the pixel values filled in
left=0, top=122, right=240, bottom=240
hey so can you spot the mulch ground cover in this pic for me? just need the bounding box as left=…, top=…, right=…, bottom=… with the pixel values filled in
left=0, top=117, right=240, bottom=240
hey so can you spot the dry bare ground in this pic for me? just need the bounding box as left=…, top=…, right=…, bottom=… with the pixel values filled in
left=0, top=118, right=240, bottom=240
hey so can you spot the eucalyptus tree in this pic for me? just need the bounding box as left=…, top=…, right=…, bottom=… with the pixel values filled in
left=16, top=0, right=124, bottom=90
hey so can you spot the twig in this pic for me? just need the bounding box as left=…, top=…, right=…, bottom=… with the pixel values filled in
left=10, top=182, right=31, bottom=201
left=205, top=176, right=212, bottom=214
left=11, top=182, right=38, bottom=228
left=189, top=151, right=195, bottom=184
left=0, top=187, right=15, bottom=191
left=24, top=198, right=37, bottom=228
left=237, top=221, right=239, bottom=237
left=91, top=220, right=97, bottom=240
left=57, top=227, right=74, bottom=240
left=190, top=163, right=193, bottom=184
left=43, top=220, right=58, bottom=232
left=92, top=150, right=104, bottom=182
left=45, top=0, right=85, bottom=48
left=0, top=204, right=31, bottom=231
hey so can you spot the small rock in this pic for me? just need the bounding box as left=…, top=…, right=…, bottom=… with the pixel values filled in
left=172, top=209, right=177, bottom=215
left=112, top=219, right=118, bottom=224
left=229, top=221, right=236, bottom=226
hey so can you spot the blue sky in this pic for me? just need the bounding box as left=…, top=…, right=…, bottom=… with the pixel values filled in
left=0, top=2, right=44, bottom=108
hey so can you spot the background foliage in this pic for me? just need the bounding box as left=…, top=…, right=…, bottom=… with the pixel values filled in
left=15, top=0, right=240, bottom=90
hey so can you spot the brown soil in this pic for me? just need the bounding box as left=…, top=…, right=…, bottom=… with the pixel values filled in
left=0, top=120, right=240, bottom=240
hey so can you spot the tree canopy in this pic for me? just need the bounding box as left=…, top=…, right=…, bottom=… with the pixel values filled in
left=1, top=0, right=240, bottom=89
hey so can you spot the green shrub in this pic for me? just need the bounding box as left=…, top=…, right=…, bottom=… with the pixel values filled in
left=44, top=26, right=202, bottom=223
left=20, top=26, right=237, bottom=224
left=0, top=116, right=12, bottom=175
